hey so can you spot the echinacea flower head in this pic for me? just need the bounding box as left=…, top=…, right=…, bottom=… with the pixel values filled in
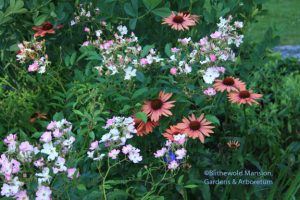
left=162, top=12, right=198, bottom=31
left=228, top=90, right=262, bottom=105
left=214, top=77, right=246, bottom=92
left=133, top=114, right=159, bottom=136
left=32, top=21, right=63, bottom=38
left=177, top=114, right=214, bottom=143
left=227, top=140, right=240, bottom=149
left=142, top=91, right=175, bottom=122
left=30, top=111, right=47, bottom=123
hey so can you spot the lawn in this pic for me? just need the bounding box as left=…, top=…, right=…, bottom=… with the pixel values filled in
left=246, top=0, right=300, bottom=45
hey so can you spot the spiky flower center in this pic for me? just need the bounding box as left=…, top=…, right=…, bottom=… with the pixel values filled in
left=223, top=77, right=235, bottom=86
left=151, top=99, right=163, bottom=110
left=42, top=22, right=53, bottom=30
left=189, top=121, right=201, bottom=130
left=239, top=90, right=250, bottom=98
left=173, top=16, right=184, bottom=24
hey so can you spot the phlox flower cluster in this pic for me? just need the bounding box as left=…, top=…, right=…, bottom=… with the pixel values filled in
left=101, top=116, right=136, bottom=146
left=16, top=40, right=50, bottom=74
left=167, top=16, right=243, bottom=78
left=84, top=25, right=163, bottom=80
left=202, top=66, right=226, bottom=84
left=0, top=119, right=78, bottom=200
left=154, top=135, right=188, bottom=170
left=70, top=3, right=101, bottom=26
left=87, top=116, right=142, bottom=163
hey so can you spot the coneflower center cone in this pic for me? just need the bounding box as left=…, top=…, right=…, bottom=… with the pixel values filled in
left=222, top=77, right=235, bottom=86
left=239, top=90, right=250, bottom=98
left=151, top=99, right=163, bottom=110
left=42, top=23, right=53, bottom=30
left=189, top=121, right=201, bottom=130
left=173, top=16, right=184, bottom=23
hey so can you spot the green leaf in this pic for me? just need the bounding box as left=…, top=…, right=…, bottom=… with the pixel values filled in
left=152, top=7, right=171, bottom=17
left=83, top=191, right=102, bottom=200
left=135, top=112, right=147, bottom=123
left=70, top=52, right=77, bottom=65
left=200, top=184, right=211, bottom=200
left=131, top=0, right=139, bottom=12
left=14, top=0, right=24, bottom=10
left=120, top=105, right=131, bottom=113
left=184, top=184, right=199, bottom=189
left=142, top=0, right=161, bottom=10
left=89, top=131, right=95, bottom=140
left=77, top=184, right=87, bottom=191
left=205, top=114, right=220, bottom=126
left=107, top=190, right=128, bottom=200
left=141, top=45, right=154, bottom=57
left=53, top=112, right=64, bottom=121
left=136, top=71, right=145, bottom=82
left=124, top=3, right=137, bottom=17
left=164, top=43, right=172, bottom=57
left=32, top=132, right=42, bottom=139
left=129, top=18, right=137, bottom=30
left=34, top=14, right=48, bottom=25
left=132, top=87, right=148, bottom=99
left=177, top=175, right=184, bottom=184
left=73, top=110, right=84, bottom=116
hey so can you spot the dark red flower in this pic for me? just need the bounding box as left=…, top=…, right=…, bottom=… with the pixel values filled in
left=32, top=22, right=63, bottom=38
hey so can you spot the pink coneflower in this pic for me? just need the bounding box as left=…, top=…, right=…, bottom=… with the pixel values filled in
left=177, top=114, right=214, bottom=143
left=133, top=114, right=159, bottom=136
left=228, top=90, right=262, bottom=105
left=214, top=77, right=246, bottom=92
left=142, top=91, right=175, bottom=122
left=162, top=12, right=198, bottom=31
left=227, top=140, right=240, bottom=149
left=163, top=125, right=182, bottom=141
left=181, top=11, right=200, bottom=22
left=30, top=111, right=47, bottom=123
left=32, top=22, right=63, bottom=38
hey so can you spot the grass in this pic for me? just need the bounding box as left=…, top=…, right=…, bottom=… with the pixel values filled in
left=246, top=0, right=300, bottom=45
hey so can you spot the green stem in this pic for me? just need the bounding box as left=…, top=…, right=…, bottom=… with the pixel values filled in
left=101, top=158, right=127, bottom=199
left=243, top=104, right=248, bottom=133
left=141, top=170, right=169, bottom=200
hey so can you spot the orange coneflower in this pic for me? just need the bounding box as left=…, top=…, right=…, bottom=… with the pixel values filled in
left=133, top=114, right=159, bottom=136
left=163, top=125, right=183, bottom=141
left=181, top=11, right=200, bottom=23
left=227, top=140, right=240, bottom=149
left=142, top=91, right=175, bottom=122
left=177, top=114, right=214, bottom=143
left=32, top=22, right=63, bottom=38
left=214, top=77, right=246, bottom=92
left=228, top=90, right=262, bottom=105
left=30, top=111, right=47, bottom=123
left=162, top=12, right=198, bottom=31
